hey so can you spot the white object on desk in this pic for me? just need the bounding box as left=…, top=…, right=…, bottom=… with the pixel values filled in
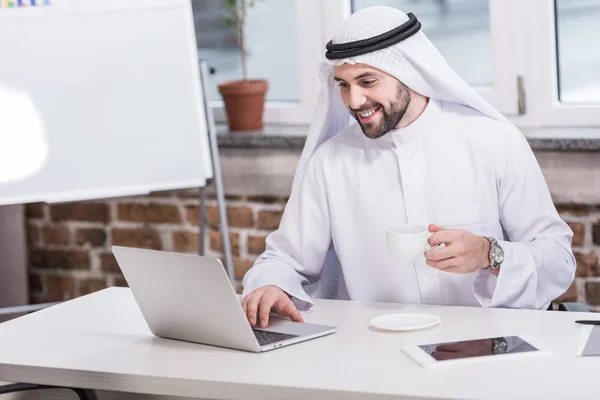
left=0, top=287, right=598, bottom=400
left=403, top=334, right=552, bottom=369
left=577, top=325, right=594, bottom=356
left=369, top=312, right=441, bottom=332
left=111, top=246, right=337, bottom=353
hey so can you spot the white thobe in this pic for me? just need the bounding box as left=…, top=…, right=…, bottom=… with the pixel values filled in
left=242, top=99, right=576, bottom=310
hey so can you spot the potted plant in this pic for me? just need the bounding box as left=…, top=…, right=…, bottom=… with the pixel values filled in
left=219, top=0, right=268, bottom=131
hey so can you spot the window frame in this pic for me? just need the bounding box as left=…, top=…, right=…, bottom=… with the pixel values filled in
left=211, top=0, right=327, bottom=125
left=208, top=0, right=600, bottom=130
left=515, top=0, right=600, bottom=129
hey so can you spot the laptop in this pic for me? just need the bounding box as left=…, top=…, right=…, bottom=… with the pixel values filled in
left=111, top=246, right=337, bottom=353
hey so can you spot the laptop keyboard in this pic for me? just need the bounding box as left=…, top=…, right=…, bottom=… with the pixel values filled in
left=253, top=329, right=299, bottom=346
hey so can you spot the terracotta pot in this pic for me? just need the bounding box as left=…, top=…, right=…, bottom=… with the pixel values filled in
left=218, top=79, right=268, bottom=131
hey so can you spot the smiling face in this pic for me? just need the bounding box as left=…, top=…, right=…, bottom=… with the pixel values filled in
left=334, top=63, right=411, bottom=139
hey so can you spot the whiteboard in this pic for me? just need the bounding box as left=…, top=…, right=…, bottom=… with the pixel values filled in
left=0, top=0, right=213, bottom=205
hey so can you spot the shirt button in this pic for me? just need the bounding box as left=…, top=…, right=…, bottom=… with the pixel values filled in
left=405, top=152, right=412, bottom=159
left=424, top=276, right=431, bottom=283
left=410, top=194, right=417, bottom=202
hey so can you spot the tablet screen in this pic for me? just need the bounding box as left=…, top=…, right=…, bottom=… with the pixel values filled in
left=418, top=336, right=538, bottom=361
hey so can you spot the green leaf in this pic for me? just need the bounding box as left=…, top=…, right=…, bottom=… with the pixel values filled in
left=224, top=15, right=236, bottom=27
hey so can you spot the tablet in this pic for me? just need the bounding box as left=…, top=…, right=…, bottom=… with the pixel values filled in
left=403, top=335, right=552, bottom=368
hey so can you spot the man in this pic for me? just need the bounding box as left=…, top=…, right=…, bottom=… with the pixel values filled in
left=241, top=6, right=575, bottom=328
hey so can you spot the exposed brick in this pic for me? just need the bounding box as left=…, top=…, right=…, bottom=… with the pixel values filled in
left=25, top=203, right=45, bottom=219
left=30, top=249, right=90, bottom=270
left=50, top=203, right=109, bottom=223
left=228, top=206, right=254, bottom=228
left=147, top=204, right=181, bottom=223
left=27, top=224, right=40, bottom=247
left=112, top=228, right=162, bottom=250
left=117, top=204, right=146, bottom=222
left=76, top=228, right=106, bottom=247
left=555, top=281, right=577, bottom=303
left=186, top=205, right=200, bottom=226
left=556, top=204, right=589, bottom=216
left=202, top=193, right=243, bottom=201
left=118, top=204, right=181, bottom=224
left=41, top=275, right=76, bottom=301
left=188, top=205, right=253, bottom=228
left=29, top=273, right=42, bottom=292
left=29, top=250, right=44, bottom=266
left=586, top=282, right=600, bottom=306
left=176, top=188, right=202, bottom=198
left=258, top=210, right=283, bottom=230
left=42, top=226, right=71, bottom=245
left=186, top=205, right=220, bottom=226
left=79, top=278, right=107, bottom=296
left=247, top=195, right=283, bottom=204
left=234, top=258, right=255, bottom=280
left=575, top=252, right=599, bottom=277
left=567, top=222, right=585, bottom=247
left=100, top=253, right=121, bottom=273
left=208, top=229, right=240, bottom=256
left=247, top=235, right=266, bottom=255
left=149, top=190, right=180, bottom=197
left=226, top=195, right=244, bottom=201
left=207, top=206, right=219, bottom=226
left=203, top=192, right=218, bottom=200
left=173, top=231, right=199, bottom=253
left=29, top=294, right=43, bottom=305
left=148, top=190, right=174, bottom=198
left=593, top=222, right=600, bottom=246
left=113, top=276, right=128, bottom=287
left=149, top=204, right=182, bottom=223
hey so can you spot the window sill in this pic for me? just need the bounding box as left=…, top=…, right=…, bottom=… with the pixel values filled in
left=216, top=124, right=600, bottom=152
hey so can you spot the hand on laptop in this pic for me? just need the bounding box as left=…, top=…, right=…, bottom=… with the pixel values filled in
left=241, top=285, right=303, bottom=328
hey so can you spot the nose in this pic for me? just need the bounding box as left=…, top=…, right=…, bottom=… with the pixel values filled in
left=348, top=87, right=367, bottom=110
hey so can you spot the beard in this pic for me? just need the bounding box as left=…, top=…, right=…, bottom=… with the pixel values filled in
left=351, top=83, right=411, bottom=139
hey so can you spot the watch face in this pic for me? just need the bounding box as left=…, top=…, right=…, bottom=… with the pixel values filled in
left=494, top=338, right=508, bottom=354
left=492, top=246, right=504, bottom=263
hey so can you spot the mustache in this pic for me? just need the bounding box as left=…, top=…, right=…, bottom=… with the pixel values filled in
left=350, top=103, right=382, bottom=114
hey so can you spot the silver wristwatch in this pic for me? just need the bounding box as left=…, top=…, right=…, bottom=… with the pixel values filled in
left=493, top=337, right=508, bottom=354
left=485, top=237, right=504, bottom=270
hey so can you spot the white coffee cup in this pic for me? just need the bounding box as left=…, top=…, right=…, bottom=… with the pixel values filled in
left=386, top=224, right=433, bottom=262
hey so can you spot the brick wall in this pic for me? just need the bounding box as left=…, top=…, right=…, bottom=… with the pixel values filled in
left=554, top=204, right=600, bottom=311
left=25, top=189, right=286, bottom=304
left=24, top=194, right=600, bottom=310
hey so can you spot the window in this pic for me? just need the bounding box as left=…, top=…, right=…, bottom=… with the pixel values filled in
left=349, top=0, right=519, bottom=116
left=519, top=0, right=600, bottom=128
left=555, top=0, right=600, bottom=104
left=191, top=0, right=299, bottom=102
left=191, top=0, right=323, bottom=125
left=191, top=0, right=600, bottom=130
left=353, top=0, right=493, bottom=87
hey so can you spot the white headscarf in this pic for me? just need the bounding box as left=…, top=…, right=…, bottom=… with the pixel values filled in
left=298, top=6, right=520, bottom=299
left=294, top=5, right=514, bottom=190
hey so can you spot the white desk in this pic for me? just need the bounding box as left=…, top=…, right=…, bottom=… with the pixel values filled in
left=0, top=287, right=597, bottom=400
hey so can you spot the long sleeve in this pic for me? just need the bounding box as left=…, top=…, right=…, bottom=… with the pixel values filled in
left=241, top=152, right=332, bottom=311
left=473, top=132, right=576, bottom=309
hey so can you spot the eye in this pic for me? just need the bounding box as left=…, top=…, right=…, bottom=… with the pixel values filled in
left=337, top=82, right=349, bottom=89
left=361, top=80, right=376, bottom=87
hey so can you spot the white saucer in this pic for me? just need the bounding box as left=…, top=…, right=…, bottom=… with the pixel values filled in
left=369, top=313, right=441, bottom=332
